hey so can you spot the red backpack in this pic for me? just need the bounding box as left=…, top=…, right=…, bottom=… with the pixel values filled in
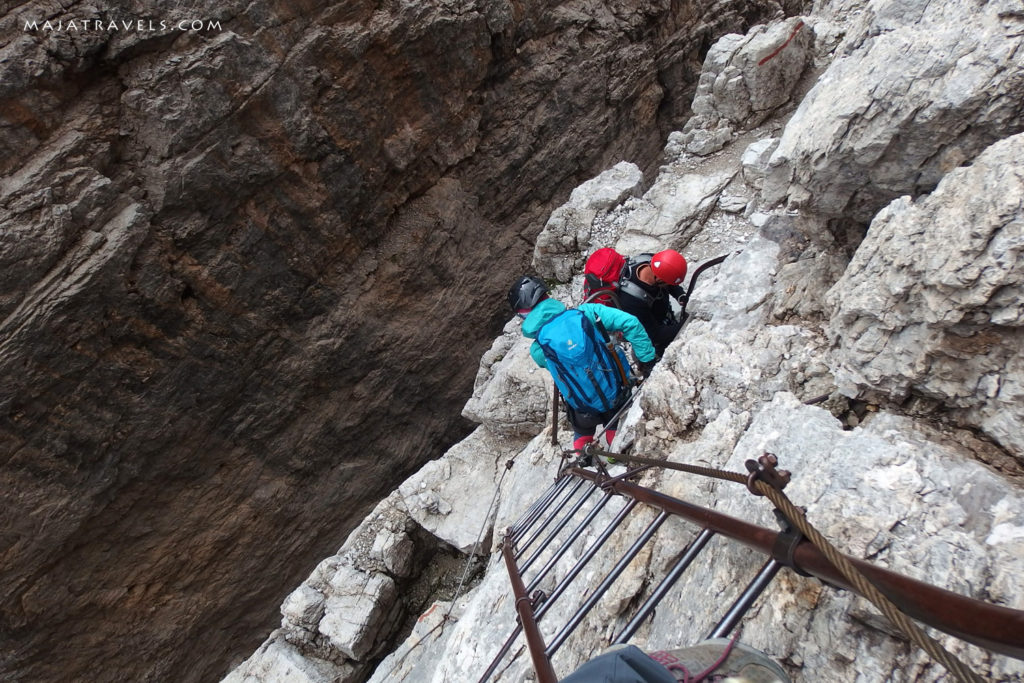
left=583, top=248, right=626, bottom=305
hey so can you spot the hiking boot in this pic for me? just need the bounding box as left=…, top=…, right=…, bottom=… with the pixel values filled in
left=648, top=639, right=790, bottom=682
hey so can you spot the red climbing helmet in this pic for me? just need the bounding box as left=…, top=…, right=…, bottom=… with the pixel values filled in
left=650, top=249, right=687, bottom=285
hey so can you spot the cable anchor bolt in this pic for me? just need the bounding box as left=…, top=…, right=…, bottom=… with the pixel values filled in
left=744, top=452, right=791, bottom=496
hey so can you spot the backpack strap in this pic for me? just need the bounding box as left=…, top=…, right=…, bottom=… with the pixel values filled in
left=618, top=279, right=655, bottom=306
left=592, top=314, right=632, bottom=389
left=618, top=254, right=657, bottom=306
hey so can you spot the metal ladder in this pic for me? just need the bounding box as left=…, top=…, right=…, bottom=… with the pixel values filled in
left=478, top=466, right=1024, bottom=682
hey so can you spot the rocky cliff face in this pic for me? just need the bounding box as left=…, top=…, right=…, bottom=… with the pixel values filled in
left=0, top=0, right=799, bottom=681
left=227, top=0, right=1024, bottom=681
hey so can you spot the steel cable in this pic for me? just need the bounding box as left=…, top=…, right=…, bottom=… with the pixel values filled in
left=376, top=456, right=518, bottom=682
left=446, top=457, right=516, bottom=621
left=586, top=446, right=984, bottom=683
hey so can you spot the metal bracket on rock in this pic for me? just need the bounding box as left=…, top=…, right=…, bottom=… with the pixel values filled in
left=515, top=589, right=547, bottom=614
left=771, top=509, right=812, bottom=577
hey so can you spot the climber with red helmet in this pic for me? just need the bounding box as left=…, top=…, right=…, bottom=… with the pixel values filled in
left=617, top=249, right=689, bottom=358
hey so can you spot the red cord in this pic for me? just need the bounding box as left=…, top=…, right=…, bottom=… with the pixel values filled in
left=662, top=629, right=743, bottom=683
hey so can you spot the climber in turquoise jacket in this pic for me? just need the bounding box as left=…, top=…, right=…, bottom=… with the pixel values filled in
left=508, top=275, right=656, bottom=453
left=522, top=299, right=656, bottom=370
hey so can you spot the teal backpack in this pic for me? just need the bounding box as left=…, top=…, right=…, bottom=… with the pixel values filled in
left=536, top=309, right=631, bottom=413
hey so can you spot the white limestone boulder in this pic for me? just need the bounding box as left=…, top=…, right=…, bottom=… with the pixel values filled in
left=741, top=137, right=780, bottom=190
left=533, top=161, right=644, bottom=281
left=616, top=169, right=735, bottom=255
left=398, top=426, right=525, bottom=553
left=462, top=321, right=551, bottom=437
left=827, top=132, right=1024, bottom=462
left=679, top=17, right=813, bottom=155
left=762, top=0, right=1024, bottom=221
left=319, top=566, right=400, bottom=661
left=628, top=236, right=833, bottom=440
left=222, top=634, right=352, bottom=683
left=280, top=584, right=326, bottom=633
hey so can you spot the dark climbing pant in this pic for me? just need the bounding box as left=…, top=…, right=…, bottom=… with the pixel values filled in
left=565, top=402, right=625, bottom=440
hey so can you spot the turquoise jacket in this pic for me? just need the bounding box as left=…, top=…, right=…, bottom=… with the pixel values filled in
left=521, top=299, right=656, bottom=368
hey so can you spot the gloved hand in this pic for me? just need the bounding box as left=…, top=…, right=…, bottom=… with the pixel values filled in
left=637, top=359, right=656, bottom=379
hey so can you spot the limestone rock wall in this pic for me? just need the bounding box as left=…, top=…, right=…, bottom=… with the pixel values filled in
left=762, top=0, right=1024, bottom=224
left=828, top=133, right=1024, bottom=460
left=0, top=0, right=794, bottom=680
left=677, top=15, right=813, bottom=156
left=228, top=2, right=1024, bottom=681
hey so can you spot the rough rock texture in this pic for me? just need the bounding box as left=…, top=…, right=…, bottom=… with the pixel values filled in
left=828, top=132, right=1024, bottom=463
left=398, top=427, right=523, bottom=553
left=678, top=15, right=813, bottom=155
left=642, top=395, right=1024, bottom=683
left=532, top=161, right=644, bottom=281
left=225, top=426, right=528, bottom=683
left=285, top=221, right=1023, bottom=682
left=615, top=163, right=736, bottom=255
left=0, top=0, right=796, bottom=680
left=228, top=2, right=1024, bottom=680
left=762, top=0, right=1024, bottom=224
left=741, top=137, right=780, bottom=190
left=461, top=320, right=551, bottom=438
left=533, top=153, right=737, bottom=267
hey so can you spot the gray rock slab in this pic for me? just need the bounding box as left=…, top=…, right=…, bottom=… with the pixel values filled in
left=462, top=321, right=552, bottom=437
left=763, top=0, right=1024, bottom=221
left=533, top=162, right=644, bottom=281
left=828, top=132, right=1024, bottom=461
left=399, top=426, right=525, bottom=553
left=680, top=17, right=813, bottom=155
left=741, top=137, right=780, bottom=189
left=617, top=170, right=735, bottom=254
left=223, top=633, right=352, bottom=683
left=319, top=567, right=399, bottom=661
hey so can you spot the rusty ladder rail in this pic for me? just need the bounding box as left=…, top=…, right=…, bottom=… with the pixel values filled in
left=479, top=466, right=1024, bottom=683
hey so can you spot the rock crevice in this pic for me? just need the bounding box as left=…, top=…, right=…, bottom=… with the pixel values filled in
left=1, top=1, right=794, bottom=680
left=228, top=2, right=1024, bottom=680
